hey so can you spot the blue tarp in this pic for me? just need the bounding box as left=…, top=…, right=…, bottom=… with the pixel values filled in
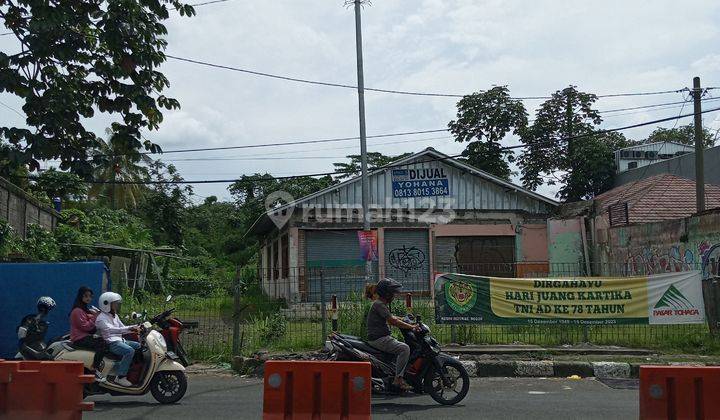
left=0, top=261, right=108, bottom=358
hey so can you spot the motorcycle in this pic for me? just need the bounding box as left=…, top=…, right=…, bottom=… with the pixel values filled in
left=129, top=296, right=190, bottom=367
left=17, top=307, right=188, bottom=404
left=325, top=314, right=470, bottom=406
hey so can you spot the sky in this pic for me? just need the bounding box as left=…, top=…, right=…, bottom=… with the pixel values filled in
left=3, top=0, right=720, bottom=203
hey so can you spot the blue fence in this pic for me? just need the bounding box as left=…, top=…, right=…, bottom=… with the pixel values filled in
left=0, top=261, right=108, bottom=358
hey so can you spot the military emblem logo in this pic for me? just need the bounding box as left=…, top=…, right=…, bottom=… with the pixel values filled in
left=445, top=280, right=477, bottom=314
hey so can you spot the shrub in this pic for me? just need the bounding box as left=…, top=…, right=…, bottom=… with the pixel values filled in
left=254, top=313, right=288, bottom=346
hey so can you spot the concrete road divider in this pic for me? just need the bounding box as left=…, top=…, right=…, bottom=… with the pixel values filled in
left=0, top=360, right=94, bottom=419
left=639, top=365, right=720, bottom=420
left=263, top=360, right=371, bottom=420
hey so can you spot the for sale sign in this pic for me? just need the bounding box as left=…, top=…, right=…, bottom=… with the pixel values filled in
left=391, top=168, right=449, bottom=198
left=434, top=271, right=705, bottom=325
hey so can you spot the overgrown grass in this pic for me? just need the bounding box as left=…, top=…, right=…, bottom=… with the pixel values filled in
left=119, top=291, right=720, bottom=359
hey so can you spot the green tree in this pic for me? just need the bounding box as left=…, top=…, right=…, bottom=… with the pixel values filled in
left=139, top=162, right=193, bottom=247
left=518, top=86, right=614, bottom=201
left=561, top=132, right=631, bottom=200
left=642, top=124, right=715, bottom=148
left=0, top=0, right=194, bottom=176
left=89, top=131, right=152, bottom=209
left=448, top=86, right=527, bottom=180
left=333, top=152, right=412, bottom=180
left=30, top=168, right=87, bottom=202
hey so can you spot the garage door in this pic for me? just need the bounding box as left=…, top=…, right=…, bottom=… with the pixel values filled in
left=383, top=229, right=430, bottom=292
left=305, top=230, right=378, bottom=301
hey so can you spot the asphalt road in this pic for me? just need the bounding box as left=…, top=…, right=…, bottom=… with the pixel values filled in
left=85, top=375, right=639, bottom=420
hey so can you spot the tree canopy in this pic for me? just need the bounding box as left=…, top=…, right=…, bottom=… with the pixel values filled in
left=448, top=86, right=527, bottom=180
left=0, top=0, right=194, bottom=176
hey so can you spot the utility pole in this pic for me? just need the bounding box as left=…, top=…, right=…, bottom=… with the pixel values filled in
left=693, top=76, right=705, bottom=213
left=352, top=0, right=372, bottom=281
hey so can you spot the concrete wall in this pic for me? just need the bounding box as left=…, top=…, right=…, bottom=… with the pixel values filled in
left=615, top=145, right=720, bottom=187
left=0, top=177, right=57, bottom=239
left=596, top=209, right=720, bottom=278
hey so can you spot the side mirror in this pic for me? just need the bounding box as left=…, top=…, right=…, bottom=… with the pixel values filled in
left=166, top=295, right=173, bottom=302
left=130, top=312, right=139, bottom=320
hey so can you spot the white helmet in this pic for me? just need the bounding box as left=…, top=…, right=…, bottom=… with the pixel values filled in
left=98, top=292, right=122, bottom=313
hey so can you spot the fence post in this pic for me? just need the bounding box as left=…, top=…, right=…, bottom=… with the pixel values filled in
left=320, top=268, right=327, bottom=340
left=331, top=295, right=338, bottom=332
left=232, top=267, right=242, bottom=356
left=702, top=277, right=720, bottom=336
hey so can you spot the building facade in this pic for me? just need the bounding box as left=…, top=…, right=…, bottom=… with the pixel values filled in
left=614, top=142, right=695, bottom=174
left=249, top=149, right=557, bottom=302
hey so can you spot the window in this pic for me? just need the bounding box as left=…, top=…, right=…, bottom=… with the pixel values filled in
left=627, top=161, right=638, bottom=169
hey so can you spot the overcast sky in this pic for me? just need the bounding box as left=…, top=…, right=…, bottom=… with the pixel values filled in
left=3, top=0, right=720, bottom=202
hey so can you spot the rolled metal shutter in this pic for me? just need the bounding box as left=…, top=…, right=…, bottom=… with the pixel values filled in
left=305, top=230, right=378, bottom=301
left=383, top=229, right=430, bottom=292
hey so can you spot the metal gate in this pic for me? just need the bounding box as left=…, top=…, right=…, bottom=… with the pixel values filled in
left=455, top=236, right=516, bottom=277
left=383, top=229, right=430, bottom=292
left=305, top=230, right=378, bottom=301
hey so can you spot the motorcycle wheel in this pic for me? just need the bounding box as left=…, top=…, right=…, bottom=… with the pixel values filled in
left=424, top=359, right=470, bottom=405
left=150, top=371, right=188, bottom=404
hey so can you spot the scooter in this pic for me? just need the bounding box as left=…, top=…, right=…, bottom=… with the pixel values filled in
left=128, top=296, right=190, bottom=367
left=325, top=314, right=470, bottom=406
left=17, top=310, right=188, bottom=404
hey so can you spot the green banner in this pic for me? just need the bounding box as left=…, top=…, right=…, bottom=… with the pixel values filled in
left=433, top=271, right=705, bottom=325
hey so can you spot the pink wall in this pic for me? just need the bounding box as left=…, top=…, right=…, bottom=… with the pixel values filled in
left=519, top=225, right=548, bottom=261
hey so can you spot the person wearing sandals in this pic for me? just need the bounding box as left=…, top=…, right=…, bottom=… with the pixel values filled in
left=365, top=278, right=421, bottom=392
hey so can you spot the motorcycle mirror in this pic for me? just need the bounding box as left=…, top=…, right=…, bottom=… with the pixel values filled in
left=166, top=295, right=173, bottom=302
left=130, top=312, right=139, bottom=319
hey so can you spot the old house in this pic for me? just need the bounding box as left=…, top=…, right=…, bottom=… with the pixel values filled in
left=249, top=148, right=558, bottom=302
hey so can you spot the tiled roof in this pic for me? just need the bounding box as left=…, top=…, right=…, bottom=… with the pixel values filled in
left=594, top=174, right=720, bottom=223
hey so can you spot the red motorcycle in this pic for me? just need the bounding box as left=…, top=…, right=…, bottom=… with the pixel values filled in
left=129, top=297, right=190, bottom=367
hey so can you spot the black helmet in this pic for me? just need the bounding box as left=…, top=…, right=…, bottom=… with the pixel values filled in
left=376, top=278, right=402, bottom=300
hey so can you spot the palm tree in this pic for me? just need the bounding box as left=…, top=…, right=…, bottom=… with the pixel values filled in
left=88, top=130, right=153, bottom=209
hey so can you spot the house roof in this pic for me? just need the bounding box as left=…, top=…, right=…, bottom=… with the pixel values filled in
left=615, top=141, right=695, bottom=152
left=247, top=148, right=558, bottom=236
left=594, top=174, right=720, bottom=223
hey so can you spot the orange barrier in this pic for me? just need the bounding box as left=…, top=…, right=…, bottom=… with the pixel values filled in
left=263, top=361, right=371, bottom=420
left=639, top=365, right=720, bottom=420
left=0, top=360, right=94, bottom=420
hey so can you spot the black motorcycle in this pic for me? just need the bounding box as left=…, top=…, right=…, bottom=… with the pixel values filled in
left=325, top=314, right=470, bottom=406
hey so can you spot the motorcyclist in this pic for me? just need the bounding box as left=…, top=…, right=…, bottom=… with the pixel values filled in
left=69, top=286, right=106, bottom=381
left=95, top=292, right=140, bottom=387
left=365, top=278, right=420, bottom=392
left=17, top=296, right=56, bottom=360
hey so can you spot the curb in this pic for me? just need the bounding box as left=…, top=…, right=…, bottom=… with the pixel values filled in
left=230, top=356, right=709, bottom=379
left=463, top=360, right=709, bottom=379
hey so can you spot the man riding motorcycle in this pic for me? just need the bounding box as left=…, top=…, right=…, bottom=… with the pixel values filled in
left=365, top=278, right=421, bottom=392
left=17, top=296, right=56, bottom=360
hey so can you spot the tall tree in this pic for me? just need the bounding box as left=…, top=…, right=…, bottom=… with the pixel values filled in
left=518, top=86, right=614, bottom=201
left=139, top=162, right=192, bottom=246
left=333, top=152, right=412, bottom=181
left=88, top=130, right=152, bottom=209
left=0, top=0, right=194, bottom=176
left=642, top=124, right=715, bottom=148
left=448, top=86, right=527, bottom=180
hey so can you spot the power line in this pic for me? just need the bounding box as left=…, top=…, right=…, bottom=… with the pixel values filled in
left=25, top=107, right=720, bottom=185
left=166, top=54, right=690, bottom=100
left=502, top=105, right=720, bottom=151
left=99, top=128, right=449, bottom=157
left=0, top=100, right=24, bottom=118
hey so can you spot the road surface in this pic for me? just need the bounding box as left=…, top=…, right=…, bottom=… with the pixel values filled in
left=86, top=375, right=638, bottom=419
